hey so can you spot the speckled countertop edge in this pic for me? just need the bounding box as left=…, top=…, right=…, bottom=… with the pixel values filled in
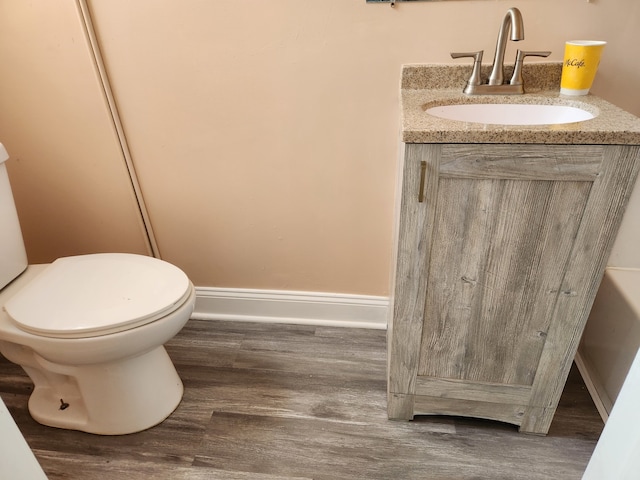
left=402, top=64, right=640, bottom=144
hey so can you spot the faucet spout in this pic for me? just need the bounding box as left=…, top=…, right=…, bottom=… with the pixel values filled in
left=488, top=7, right=524, bottom=86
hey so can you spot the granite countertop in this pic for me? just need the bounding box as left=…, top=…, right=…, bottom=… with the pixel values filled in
left=402, top=64, right=640, bottom=144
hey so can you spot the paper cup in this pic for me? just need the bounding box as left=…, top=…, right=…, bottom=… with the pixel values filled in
left=560, top=40, right=606, bottom=96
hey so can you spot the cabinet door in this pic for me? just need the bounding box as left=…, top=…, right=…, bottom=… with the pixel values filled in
left=419, top=174, right=589, bottom=386
left=388, top=143, right=640, bottom=434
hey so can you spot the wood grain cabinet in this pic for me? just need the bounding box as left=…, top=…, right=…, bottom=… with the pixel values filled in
left=388, top=143, right=640, bottom=434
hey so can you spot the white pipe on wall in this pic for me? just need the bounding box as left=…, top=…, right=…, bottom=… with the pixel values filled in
left=75, top=0, right=160, bottom=258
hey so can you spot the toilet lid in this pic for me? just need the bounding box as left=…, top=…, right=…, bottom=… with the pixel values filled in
left=3, top=253, right=191, bottom=339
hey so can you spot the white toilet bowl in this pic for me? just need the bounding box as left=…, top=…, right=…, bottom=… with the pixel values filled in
left=0, top=253, right=195, bottom=435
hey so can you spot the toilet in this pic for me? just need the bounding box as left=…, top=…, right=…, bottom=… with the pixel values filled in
left=0, top=143, right=195, bottom=435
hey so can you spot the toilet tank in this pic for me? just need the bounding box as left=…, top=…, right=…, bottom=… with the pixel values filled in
left=0, top=143, right=28, bottom=290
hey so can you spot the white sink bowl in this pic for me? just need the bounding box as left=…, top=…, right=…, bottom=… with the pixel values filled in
left=425, top=103, right=596, bottom=126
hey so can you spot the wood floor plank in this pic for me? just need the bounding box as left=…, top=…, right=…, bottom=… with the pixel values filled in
left=0, top=319, right=603, bottom=479
left=194, top=410, right=591, bottom=480
left=34, top=451, right=311, bottom=480
left=176, top=363, right=393, bottom=426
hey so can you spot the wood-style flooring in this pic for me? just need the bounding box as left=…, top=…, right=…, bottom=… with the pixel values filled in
left=0, top=319, right=603, bottom=479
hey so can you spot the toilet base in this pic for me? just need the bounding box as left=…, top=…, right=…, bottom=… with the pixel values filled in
left=20, top=345, right=183, bottom=435
left=0, top=265, right=195, bottom=435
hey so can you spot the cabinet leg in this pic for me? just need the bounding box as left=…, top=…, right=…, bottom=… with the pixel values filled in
left=518, top=406, right=554, bottom=435
left=387, top=393, right=415, bottom=420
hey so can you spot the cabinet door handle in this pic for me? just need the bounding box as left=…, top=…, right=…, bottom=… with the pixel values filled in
left=418, top=160, right=427, bottom=203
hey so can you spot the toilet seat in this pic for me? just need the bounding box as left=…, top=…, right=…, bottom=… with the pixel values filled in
left=3, top=253, right=191, bottom=339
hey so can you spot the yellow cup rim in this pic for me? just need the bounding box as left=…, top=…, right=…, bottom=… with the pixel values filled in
left=566, top=40, right=607, bottom=46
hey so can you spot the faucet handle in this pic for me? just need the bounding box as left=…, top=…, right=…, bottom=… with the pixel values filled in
left=451, top=51, right=484, bottom=86
left=510, top=50, right=552, bottom=86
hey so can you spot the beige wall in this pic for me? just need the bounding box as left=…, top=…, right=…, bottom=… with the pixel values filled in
left=0, top=1, right=151, bottom=261
left=2, top=0, right=640, bottom=296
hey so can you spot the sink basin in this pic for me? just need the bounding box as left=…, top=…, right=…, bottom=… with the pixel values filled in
left=425, top=103, right=596, bottom=126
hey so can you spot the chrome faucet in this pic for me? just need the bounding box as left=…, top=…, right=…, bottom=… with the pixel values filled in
left=488, top=7, right=524, bottom=86
left=451, top=7, right=550, bottom=95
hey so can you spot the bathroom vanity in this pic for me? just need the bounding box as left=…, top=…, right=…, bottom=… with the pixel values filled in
left=388, top=64, right=640, bottom=435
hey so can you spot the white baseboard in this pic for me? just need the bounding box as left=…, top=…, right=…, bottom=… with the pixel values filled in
left=575, top=350, right=610, bottom=423
left=192, top=287, right=389, bottom=330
